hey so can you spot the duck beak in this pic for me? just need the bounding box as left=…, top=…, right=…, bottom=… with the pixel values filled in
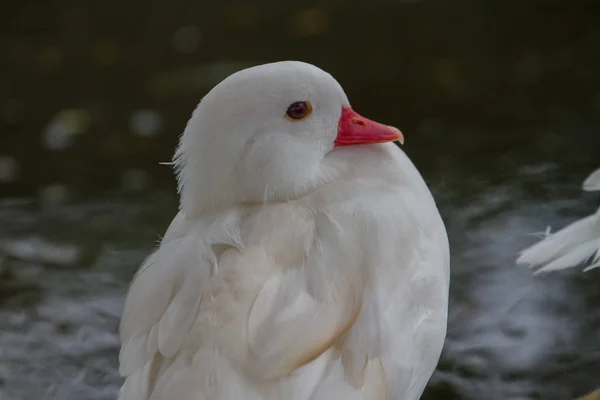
left=335, top=107, right=404, bottom=147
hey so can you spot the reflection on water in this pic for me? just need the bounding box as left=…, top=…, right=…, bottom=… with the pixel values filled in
left=1, top=160, right=599, bottom=400
left=0, top=194, right=175, bottom=400
left=430, top=188, right=599, bottom=400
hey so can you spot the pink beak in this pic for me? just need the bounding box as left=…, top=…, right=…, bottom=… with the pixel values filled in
left=335, top=107, right=404, bottom=147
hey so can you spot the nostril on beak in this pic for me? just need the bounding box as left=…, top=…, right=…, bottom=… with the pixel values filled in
left=353, top=119, right=366, bottom=127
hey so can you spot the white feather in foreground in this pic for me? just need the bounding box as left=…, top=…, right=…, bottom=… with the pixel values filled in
left=516, top=168, right=600, bottom=274
left=118, top=61, right=450, bottom=400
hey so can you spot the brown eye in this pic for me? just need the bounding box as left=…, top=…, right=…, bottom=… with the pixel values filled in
left=285, top=101, right=312, bottom=121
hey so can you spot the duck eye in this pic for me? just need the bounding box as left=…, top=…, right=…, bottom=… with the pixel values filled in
left=285, top=101, right=312, bottom=121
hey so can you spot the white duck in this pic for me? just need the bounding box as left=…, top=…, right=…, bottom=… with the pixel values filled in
left=517, top=168, right=600, bottom=273
left=118, top=61, right=450, bottom=400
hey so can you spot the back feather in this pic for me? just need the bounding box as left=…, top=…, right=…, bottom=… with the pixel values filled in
left=516, top=168, right=600, bottom=274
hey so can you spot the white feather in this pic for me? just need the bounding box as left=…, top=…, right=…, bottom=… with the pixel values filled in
left=582, top=167, right=600, bottom=192
left=516, top=168, right=600, bottom=273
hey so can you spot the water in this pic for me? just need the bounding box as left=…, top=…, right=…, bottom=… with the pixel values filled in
left=0, top=195, right=175, bottom=400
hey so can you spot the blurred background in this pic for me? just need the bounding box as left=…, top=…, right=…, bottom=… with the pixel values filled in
left=1, top=0, right=600, bottom=399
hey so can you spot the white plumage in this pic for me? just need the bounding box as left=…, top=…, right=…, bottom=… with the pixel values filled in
left=118, top=61, right=450, bottom=400
left=516, top=168, right=600, bottom=274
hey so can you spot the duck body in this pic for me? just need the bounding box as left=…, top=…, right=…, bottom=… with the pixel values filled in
left=118, top=61, right=449, bottom=400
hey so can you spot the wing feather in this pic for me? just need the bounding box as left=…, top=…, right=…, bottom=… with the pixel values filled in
left=517, top=168, right=600, bottom=273
left=119, top=213, right=213, bottom=399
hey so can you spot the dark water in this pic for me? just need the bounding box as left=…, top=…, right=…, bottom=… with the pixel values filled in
left=2, top=0, right=600, bottom=399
